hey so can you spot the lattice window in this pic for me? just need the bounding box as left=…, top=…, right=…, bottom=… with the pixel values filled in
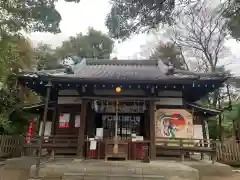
left=102, top=115, right=141, bottom=140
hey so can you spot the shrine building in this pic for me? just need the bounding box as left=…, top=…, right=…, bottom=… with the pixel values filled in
left=17, top=59, right=227, bottom=160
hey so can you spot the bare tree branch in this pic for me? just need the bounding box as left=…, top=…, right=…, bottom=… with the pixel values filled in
left=166, top=0, right=230, bottom=72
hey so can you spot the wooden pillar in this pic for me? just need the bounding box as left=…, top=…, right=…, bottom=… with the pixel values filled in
left=87, top=108, right=95, bottom=137
left=50, top=107, right=57, bottom=160
left=51, top=90, right=58, bottom=136
left=77, top=100, right=87, bottom=158
left=51, top=108, right=57, bottom=136
left=201, top=117, right=208, bottom=147
left=149, top=100, right=156, bottom=159
left=35, top=81, right=52, bottom=178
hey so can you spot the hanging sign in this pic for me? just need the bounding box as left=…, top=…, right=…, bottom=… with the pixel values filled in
left=25, top=120, right=35, bottom=144
left=38, top=121, right=52, bottom=142
left=59, top=113, right=70, bottom=128
left=89, top=138, right=97, bottom=150
left=96, top=128, right=103, bottom=139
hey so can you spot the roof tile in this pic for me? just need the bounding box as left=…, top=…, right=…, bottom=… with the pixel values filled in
left=72, top=59, right=168, bottom=80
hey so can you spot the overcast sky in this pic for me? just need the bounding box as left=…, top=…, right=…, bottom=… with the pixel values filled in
left=29, top=0, right=149, bottom=59
left=29, top=0, right=240, bottom=74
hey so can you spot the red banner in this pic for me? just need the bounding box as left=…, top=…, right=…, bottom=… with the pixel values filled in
left=25, top=120, right=35, bottom=144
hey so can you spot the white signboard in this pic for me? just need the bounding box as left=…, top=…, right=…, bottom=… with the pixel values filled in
left=89, top=138, right=97, bottom=150
left=39, top=121, right=52, bottom=141
left=96, top=128, right=103, bottom=139
left=193, top=125, right=203, bottom=144
left=59, top=113, right=70, bottom=128
left=75, top=115, right=81, bottom=127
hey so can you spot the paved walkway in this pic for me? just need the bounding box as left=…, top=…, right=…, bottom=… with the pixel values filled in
left=1, top=165, right=239, bottom=180
left=0, top=156, right=237, bottom=180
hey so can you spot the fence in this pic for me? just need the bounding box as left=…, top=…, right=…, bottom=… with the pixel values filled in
left=2, top=134, right=240, bottom=163
left=216, top=140, right=240, bottom=163
left=0, top=135, right=23, bottom=158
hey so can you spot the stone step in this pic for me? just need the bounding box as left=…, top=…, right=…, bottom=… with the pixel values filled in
left=63, top=173, right=166, bottom=180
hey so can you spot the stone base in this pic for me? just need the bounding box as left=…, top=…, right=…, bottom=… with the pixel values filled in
left=63, top=173, right=165, bottom=180
left=30, top=159, right=199, bottom=180
left=183, top=160, right=233, bottom=177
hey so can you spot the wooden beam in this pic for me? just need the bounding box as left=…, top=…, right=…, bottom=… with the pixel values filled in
left=77, top=100, right=87, bottom=158
left=81, top=96, right=163, bottom=101
left=149, top=100, right=156, bottom=159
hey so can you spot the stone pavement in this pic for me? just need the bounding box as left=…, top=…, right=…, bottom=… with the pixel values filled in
left=1, top=156, right=48, bottom=180
left=30, top=158, right=199, bottom=180
left=0, top=156, right=234, bottom=180
left=183, top=160, right=233, bottom=178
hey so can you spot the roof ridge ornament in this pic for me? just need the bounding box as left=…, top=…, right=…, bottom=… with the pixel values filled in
left=157, top=59, right=169, bottom=75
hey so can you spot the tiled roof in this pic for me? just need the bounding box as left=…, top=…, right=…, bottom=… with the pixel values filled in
left=71, top=59, right=168, bottom=80
left=19, top=59, right=228, bottom=82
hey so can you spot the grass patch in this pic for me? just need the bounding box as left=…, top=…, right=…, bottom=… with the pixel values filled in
left=220, top=161, right=240, bottom=167
left=229, top=161, right=240, bottom=168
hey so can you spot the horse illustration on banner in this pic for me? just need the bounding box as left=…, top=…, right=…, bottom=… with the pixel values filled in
left=155, top=109, right=193, bottom=139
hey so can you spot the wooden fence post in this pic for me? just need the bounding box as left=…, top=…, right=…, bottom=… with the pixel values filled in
left=180, top=139, right=184, bottom=161
left=200, top=139, right=204, bottom=160
left=211, top=140, right=217, bottom=164
left=0, top=135, right=3, bottom=157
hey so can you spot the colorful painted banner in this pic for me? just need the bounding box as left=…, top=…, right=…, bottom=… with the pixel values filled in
left=155, top=109, right=193, bottom=139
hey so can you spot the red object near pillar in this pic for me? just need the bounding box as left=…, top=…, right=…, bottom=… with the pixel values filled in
left=88, top=150, right=97, bottom=158
left=25, top=120, right=35, bottom=144
left=135, top=142, right=144, bottom=159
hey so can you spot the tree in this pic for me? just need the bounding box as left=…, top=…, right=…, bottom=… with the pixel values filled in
left=34, top=43, right=63, bottom=70
left=140, top=0, right=232, bottom=141
left=55, top=28, right=114, bottom=60
left=149, top=42, right=189, bottom=70
left=0, top=0, right=84, bottom=133
left=165, top=2, right=231, bottom=132
left=0, top=0, right=80, bottom=37
left=0, top=35, right=35, bottom=81
left=224, top=0, right=240, bottom=40
left=105, top=0, right=196, bottom=39
left=0, top=35, right=39, bottom=133
left=206, top=66, right=233, bottom=141
left=34, top=29, right=114, bottom=70
left=168, top=1, right=229, bottom=73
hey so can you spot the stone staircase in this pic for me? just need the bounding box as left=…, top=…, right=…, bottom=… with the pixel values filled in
left=62, top=172, right=165, bottom=180
left=28, top=159, right=199, bottom=180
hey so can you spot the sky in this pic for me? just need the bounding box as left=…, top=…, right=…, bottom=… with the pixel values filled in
left=29, top=0, right=240, bottom=74
left=30, top=0, right=149, bottom=59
